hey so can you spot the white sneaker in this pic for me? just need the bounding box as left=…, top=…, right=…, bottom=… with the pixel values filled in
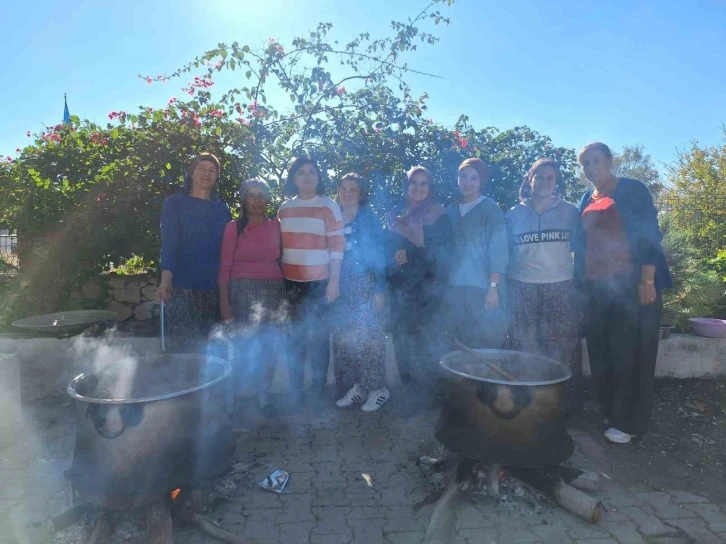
left=336, top=385, right=364, bottom=407
left=604, top=427, right=636, bottom=444
left=361, top=388, right=391, bottom=413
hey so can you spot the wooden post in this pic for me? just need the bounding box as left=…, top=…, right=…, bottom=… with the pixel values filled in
left=86, top=513, right=114, bottom=544
left=147, top=500, right=174, bottom=544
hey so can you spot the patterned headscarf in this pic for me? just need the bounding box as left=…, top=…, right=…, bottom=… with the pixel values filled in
left=385, top=166, right=445, bottom=248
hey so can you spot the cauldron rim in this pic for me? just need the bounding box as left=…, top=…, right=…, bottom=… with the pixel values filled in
left=67, top=354, right=231, bottom=405
left=440, top=348, right=572, bottom=387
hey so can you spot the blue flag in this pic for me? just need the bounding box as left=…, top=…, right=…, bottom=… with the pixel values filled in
left=63, top=94, right=71, bottom=124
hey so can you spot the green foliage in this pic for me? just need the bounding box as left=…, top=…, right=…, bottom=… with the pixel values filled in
left=661, top=216, right=725, bottom=330
left=664, top=129, right=726, bottom=258
left=114, top=254, right=155, bottom=275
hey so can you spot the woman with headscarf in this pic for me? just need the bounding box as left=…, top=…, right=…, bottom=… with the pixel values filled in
left=218, top=179, right=286, bottom=417
left=447, top=157, right=509, bottom=349
left=575, top=142, right=672, bottom=444
left=157, top=153, right=232, bottom=352
left=506, top=158, right=583, bottom=416
left=386, top=166, right=453, bottom=408
left=333, top=173, right=390, bottom=412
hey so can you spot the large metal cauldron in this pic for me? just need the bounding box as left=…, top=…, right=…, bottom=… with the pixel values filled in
left=436, top=349, right=573, bottom=468
left=67, top=354, right=235, bottom=509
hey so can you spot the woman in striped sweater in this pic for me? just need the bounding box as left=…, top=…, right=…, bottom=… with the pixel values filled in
left=278, top=156, right=345, bottom=405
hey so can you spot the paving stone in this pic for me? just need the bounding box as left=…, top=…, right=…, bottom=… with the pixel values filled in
left=285, top=472, right=318, bottom=494
left=383, top=516, right=426, bottom=533
left=454, top=502, right=495, bottom=529
left=664, top=517, right=723, bottom=544
left=531, top=523, right=575, bottom=543
left=683, top=502, right=726, bottom=528
left=346, top=506, right=387, bottom=520
left=456, top=528, right=500, bottom=543
left=617, top=506, right=680, bottom=537
left=314, top=489, right=352, bottom=507
left=670, top=490, right=710, bottom=505
left=499, top=530, right=542, bottom=542
left=634, top=491, right=697, bottom=519
left=278, top=521, right=315, bottom=543
left=277, top=494, right=316, bottom=523
left=384, top=531, right=427, bottom=543
left=310, top=534, right=354, bottom=544
left=348, top=517, right=386, bottom=541
left=312, top=507, right=352, bottom=535
left=601, top=520, right=646, bottom=543
left=644, top=538, right=692, bottom=544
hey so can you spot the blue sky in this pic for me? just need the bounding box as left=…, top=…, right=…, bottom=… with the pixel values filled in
left=1, top=0, right=724, bottom=172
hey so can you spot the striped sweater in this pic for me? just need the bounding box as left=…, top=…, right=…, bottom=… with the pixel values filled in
left=277, top=195, right=345, bottom=282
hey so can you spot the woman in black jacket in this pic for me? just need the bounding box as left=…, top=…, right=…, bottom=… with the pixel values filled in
left=333, top=173, right=390, bottom=412
left=385, top=166, right=453, bottom=407
left=575, top=142, right=672, bottom=444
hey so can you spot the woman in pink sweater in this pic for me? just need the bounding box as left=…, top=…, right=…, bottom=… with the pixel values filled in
left=219, top=179, right=286, bottom=417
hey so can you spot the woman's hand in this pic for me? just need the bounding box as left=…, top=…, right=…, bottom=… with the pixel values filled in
left=485, top=287, right=500, bottom=310
left=219, top=302, right=234, bottom=322
left=639, top=282, right=657, bottom=306
left=326, top=279, right=340, bottom=303
left=156, top=278, right=172, bottom=303
left=394, top=249, right=408, bottom=266
left=373, top=293, right=385, bottom=311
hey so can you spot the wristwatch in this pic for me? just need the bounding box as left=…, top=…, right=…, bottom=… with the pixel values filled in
left=490, top=281, right=498, bottom=289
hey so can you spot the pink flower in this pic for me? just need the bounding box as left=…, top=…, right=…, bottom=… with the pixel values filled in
left=169, top=97, right=177, bottom=104
left=336, top=87, right=346, bottom=95
left=15, top=148, right=20, bottom=152
left=193, top=117, right=202, bottom=127
left=6, top=156, right=12, bottom=162
left=237, top=117, right=250, bottom=126
left=458, top=137, right=469, bottom=148
left=374, top=127, right=382, bottom=133
left=145, top=77, right=153, bottom=84
left=26, top=131, right=31, bottom=137
left=275, top=44, right=285, bottom=54
left=147, top=107, right=154, bottom=113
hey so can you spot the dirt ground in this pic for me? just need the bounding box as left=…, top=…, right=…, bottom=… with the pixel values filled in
left=574, top=379, right=726, bottom=503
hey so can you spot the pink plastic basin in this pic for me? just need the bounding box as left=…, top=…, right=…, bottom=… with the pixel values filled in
left=689, top=318, right=726, bottom=338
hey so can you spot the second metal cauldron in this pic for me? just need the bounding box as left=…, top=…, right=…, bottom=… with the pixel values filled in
left=67, top=354, right=235, bottom=509
left=436, top=349, right=573, bottom=468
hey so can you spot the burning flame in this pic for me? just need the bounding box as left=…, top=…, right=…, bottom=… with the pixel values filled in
left=170, top=488, right=181, bottom=500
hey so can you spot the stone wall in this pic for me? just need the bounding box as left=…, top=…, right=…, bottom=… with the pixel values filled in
left=73, top=273, right=159, bottom=326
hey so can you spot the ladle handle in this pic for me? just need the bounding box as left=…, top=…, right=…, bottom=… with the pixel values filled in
left=453, top=339, right=516, bottom=382
left=160, top=300, right=166, bottom=353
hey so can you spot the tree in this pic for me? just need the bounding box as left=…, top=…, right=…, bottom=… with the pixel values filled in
left=612, top=144, right=664, bottom=198
left=664, top=129, right=726, bottom=258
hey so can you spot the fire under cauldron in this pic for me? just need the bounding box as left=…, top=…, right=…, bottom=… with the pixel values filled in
left=66, top=354, right=235, bottom=509
left=436, top=349, right=573, bottom=468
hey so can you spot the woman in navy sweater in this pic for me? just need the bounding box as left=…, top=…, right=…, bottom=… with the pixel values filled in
left=575, top=142, right=672, bottom=444
left=156, top=153, right=232, bottom=352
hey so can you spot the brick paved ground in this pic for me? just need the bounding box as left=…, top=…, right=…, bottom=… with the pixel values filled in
left=1, top=392, right=725, bottom=543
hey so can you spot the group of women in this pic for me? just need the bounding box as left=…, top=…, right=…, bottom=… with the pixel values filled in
left=157, top=141, right=671, bottom=444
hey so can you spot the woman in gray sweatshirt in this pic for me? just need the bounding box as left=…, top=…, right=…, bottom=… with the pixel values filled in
left=505, top=158, right=584, bottom=416
left=447, top=158, right=509, bottom=349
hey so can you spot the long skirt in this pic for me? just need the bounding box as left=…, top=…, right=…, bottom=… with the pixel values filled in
left=585, top=273, right=662, bottom=435
left=509, top=279, right=583, bottom=417
left=228, top=278, right=287, bottom=394
left=333, top=268, right=386, bottom=395
left=390, top=284, right=448, bottom=389
left=165, top=287, right=218, bottom=353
